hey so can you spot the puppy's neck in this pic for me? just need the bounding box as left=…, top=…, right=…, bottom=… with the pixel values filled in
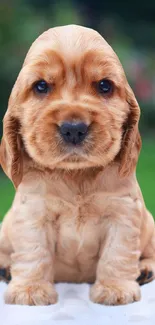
left=23, top=152, right=131, bottom=191
left=53, top=166, right=104, bottom=182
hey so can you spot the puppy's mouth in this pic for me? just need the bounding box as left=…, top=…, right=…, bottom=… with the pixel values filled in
left=54, top=136, right=115, bottom=170
left=57, top=134, right=114, bottom=168
left=29, top=120, right=117, bottom=169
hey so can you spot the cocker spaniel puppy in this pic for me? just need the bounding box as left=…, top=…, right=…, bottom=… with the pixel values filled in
left=0, top=25, right=155, bottom=306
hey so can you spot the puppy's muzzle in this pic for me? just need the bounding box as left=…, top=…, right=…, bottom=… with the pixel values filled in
left=59, top=122, right=88, bottom=145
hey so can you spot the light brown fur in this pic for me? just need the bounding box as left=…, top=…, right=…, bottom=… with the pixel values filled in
left=0, top=24, right=155, bottom=306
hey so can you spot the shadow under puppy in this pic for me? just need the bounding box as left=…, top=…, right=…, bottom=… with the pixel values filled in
left=0, top=25, right=155, bottom=306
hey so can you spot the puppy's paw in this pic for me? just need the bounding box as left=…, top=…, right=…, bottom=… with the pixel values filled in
left=90, top=280, right=141, bottom=305
left=0, top=268, right=11, bottom=283
left=5, top=280, right=58, bottom=305
left=137, top=259, right=155, bottom=285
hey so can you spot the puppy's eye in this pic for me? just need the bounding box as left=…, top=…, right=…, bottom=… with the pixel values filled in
left=34, top=80, right=49, bottom=94
left=97, top=79, right=113, bottom=95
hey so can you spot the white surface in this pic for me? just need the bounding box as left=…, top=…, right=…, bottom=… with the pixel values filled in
left=1, top=282, right=155, bottom=325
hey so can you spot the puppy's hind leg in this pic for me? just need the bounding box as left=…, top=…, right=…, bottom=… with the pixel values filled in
left=137, top=228, right=155, bottom=286
left=0, top=210, right=13, bottom=283
left=0, top=249, right=12, bottom=283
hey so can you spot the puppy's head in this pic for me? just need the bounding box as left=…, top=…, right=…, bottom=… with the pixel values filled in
left=0, top=25, right=141, bottom=187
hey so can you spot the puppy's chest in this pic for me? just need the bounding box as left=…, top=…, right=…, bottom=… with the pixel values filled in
left=46, top=184, right=107, bottom=256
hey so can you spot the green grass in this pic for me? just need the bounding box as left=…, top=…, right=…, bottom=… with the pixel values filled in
left=0, top=141, right=155, bottom=221
left=0, top=176, right=14, bottom=220
left=137, top=141, right=155, bottom=216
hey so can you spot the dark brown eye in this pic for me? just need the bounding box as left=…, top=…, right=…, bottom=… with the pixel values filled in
left=34, top=80, right=49, bottom=94
left=97, top=79, right=113, bottom=94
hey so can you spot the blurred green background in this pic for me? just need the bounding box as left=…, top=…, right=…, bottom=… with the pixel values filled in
left=0, top=0, right=155, bottom=220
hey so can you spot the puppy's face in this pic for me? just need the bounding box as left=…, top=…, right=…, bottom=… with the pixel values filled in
left=1, top=25, right=141, bottom=186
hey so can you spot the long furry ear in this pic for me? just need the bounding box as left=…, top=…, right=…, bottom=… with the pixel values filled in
left=119, top=85, right=142, bottom=177
left=0, top=112, right=23, bottom=188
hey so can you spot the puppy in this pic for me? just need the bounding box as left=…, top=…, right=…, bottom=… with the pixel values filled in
left=0, top=25, right=155, bottom=306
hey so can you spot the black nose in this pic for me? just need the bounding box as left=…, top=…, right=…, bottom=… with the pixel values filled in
left=60, top=122, right=88, bottom=144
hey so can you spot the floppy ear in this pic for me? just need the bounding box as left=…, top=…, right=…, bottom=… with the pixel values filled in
left=0, top=111, right=23, bottom=189
left=119, top=84, right=142, bottom=177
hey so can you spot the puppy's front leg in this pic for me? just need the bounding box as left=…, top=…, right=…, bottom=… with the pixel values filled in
left=5, top=191, right=57, bottom=305
left=90, top=215, right=141, bottom=305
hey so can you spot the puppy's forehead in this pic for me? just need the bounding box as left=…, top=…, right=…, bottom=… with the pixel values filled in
left=24, top=25, right=119, bottom=66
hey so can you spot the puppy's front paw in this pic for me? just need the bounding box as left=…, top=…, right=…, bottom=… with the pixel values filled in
left=90, top=280, right=141, bottom=305
left=5, top=280, right=58, bottom=305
